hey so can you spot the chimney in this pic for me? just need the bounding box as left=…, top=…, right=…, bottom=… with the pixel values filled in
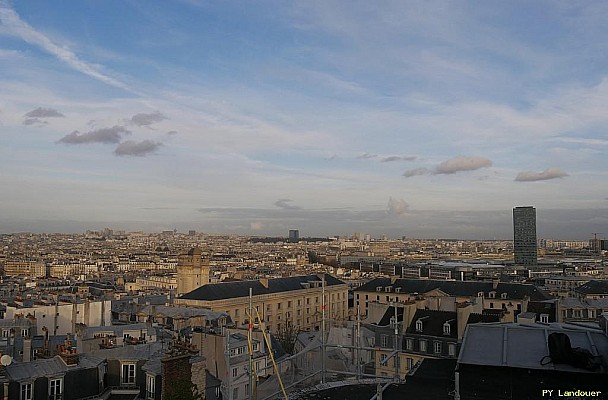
left=456, top=302, right=473, bottom=340
left=401, top=300, right=418, bottom=333
left=23, top=337, right=32, bottom=362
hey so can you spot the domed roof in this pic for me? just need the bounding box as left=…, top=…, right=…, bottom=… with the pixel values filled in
left=188, top=247, right=202, bottom=255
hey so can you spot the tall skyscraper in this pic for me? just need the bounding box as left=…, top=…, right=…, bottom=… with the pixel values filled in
left=288, top=229, right=299, bottom=242
left=513, top=206, right=537, bottom=265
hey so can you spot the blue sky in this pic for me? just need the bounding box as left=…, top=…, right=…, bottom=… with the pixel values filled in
left=1, top=0, right=607, bottom=239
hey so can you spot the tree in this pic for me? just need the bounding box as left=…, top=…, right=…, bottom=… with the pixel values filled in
left=276, top=321, right=299, bottom=355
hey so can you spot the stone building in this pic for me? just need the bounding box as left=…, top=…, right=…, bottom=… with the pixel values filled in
left=177, top=247, right=210, bottom=296
left=175, top=274, right=349, bottom=334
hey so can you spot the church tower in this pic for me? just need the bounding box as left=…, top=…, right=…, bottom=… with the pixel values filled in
left=177, top=247, right=210, bottom=296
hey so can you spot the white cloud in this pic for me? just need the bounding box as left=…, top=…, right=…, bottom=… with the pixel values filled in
left=387, top=197, right=408, bottom=216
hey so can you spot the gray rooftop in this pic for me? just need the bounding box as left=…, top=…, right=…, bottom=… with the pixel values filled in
left=458, top=322, right=608, bottom=372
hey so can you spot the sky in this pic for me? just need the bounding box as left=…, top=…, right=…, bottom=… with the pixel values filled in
left=1, top=0, right=607, bottom=239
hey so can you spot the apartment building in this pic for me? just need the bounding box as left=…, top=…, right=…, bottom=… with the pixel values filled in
left=175, top=274, right=348, bottom=334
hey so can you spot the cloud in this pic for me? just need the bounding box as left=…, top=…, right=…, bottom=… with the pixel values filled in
left=434, top=156, right=492, bottom=175
left=515, top=167, right=569, bottom=182
left=57, top=126, right=130, bottom=144
left=0, top=2, right=131, bottom=92
left=274, top=199, right=301, bottom=210
left=128, top=111, right=167, bottom=127
left=403, top=167, right=430, bottom=178
left=250, top=221, right=264, bottom=230
left=166, top=130, right=178, bottom=135
left=356, top=153, right=377, bottom=159
left=114, top=140, right=162, bottom=156
left=381, top=156, right=416, bottom=162
left=387, top=197, right=408, bottom=216
left=22, top=107, right=65, bottom=125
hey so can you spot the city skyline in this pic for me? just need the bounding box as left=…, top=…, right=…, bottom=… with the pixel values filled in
left=1, top=1, right=608, bottom=238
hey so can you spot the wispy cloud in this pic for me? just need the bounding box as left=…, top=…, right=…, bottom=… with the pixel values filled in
left=403, top=167, right=430, bottom=178
left=274, top=199, right=301, bottom=210
left=114, top=140, right=162, bottom=156
left=0, top=1, right=131, bottom=92
left=381, top=155, right=416, bottom=162
left=58, top=126, right=130, bottom=145
left=515, top=167, right=569, bottom=182
left=356, top=153, right=377, bottom=159
left=128, top=111, right=167, bottom=127
left=434, top=156, right=492, bottom=175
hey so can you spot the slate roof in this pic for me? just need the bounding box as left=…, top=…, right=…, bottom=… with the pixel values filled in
left=355, top=278, right=552, bottom=301
left=458, top=322, right=608, bottom=372
left=137, top=304, right=228, bottom=320
left=574, top=280, right=608, bottom=296
left=407, top=309, right=458, bottom=338
left=180, top=274, right=346, bottom=301
left=5, top=353, right=105, bottom=381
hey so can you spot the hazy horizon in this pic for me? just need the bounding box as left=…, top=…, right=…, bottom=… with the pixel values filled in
left=2, top=208, right=606, bottom=241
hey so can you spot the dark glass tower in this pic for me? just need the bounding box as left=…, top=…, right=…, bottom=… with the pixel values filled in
left=513, top=206, right=537, bottom=265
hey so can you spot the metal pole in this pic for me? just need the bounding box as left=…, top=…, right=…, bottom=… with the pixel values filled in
left=249, top=288, right=254, bottom=400
left=356, top=304, right=361, bottom=381
left=393, top=302, right=399, bottom=380
left=321, top=275, right=326, bottom=384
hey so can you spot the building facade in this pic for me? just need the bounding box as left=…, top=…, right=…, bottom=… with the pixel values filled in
left=513, top=206, right=537, bottom=265
left=175, top=274, right=349, bottom=334
left=176, top=247, right=210, bottom=296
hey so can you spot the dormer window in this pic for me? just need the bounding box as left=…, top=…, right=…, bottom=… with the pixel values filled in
left=477, top=292, right=484, bottom=297
left=376, top=286, right=382, bottom=292
left=488, top=291, right=496, bottom=299
left=443, top=322, right=451, bottom=335
left=501, top=293, right=508, bottom=299
left=416, top=319, right=423, bottom=332
left=395, top=287, right=401, bottom=293
left=540, top=314, right=549, bottom=324
left=385, top=286, right=392, bottom=292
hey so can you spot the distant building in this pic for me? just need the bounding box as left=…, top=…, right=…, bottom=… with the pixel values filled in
left=176, top=247, right=210, bottom=296
left=513, top=206, right=537, bottom=265
left=175, top=274, right=349, bottom=333
left=289, top=229, right=300, bottom=242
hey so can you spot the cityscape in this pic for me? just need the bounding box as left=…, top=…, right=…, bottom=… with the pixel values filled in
left=2, top=1, right=608, bottom=400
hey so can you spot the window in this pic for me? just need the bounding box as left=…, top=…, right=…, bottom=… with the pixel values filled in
left=380, top=353, right=388, bottom=366
left=448, top=343, right=456, bottom=356
left=49, top=378, right=63, bottom=400
left=380, top=335, right=388, bottom=348
left=233, top=387, right=239, bottom=400
left=415, top=319, right=423, bottom=332
left=419, top=340, right=427, bottom=352
left=434, top=342, right=442, bottom=354
left=232, top=367, right=238, bottom=377
left=121, top=363, right=136, bottom=384
left=540, top=314, right=549, bottom=323
left=146, top=374, right=155, bottom=400
left=443, top=322, right=451, bottom=335
left=406, top=358, right=413, bottom=370
left=21, top=328, right=29, bottom=337
left=406, top=338, right=413, bottom=350
left=20, top=382, right=32, bottom=400
left=501, top=293, right=508, bottom=299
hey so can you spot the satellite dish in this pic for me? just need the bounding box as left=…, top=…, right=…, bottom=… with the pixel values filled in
left=0, top=355, right=12, bottom=366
